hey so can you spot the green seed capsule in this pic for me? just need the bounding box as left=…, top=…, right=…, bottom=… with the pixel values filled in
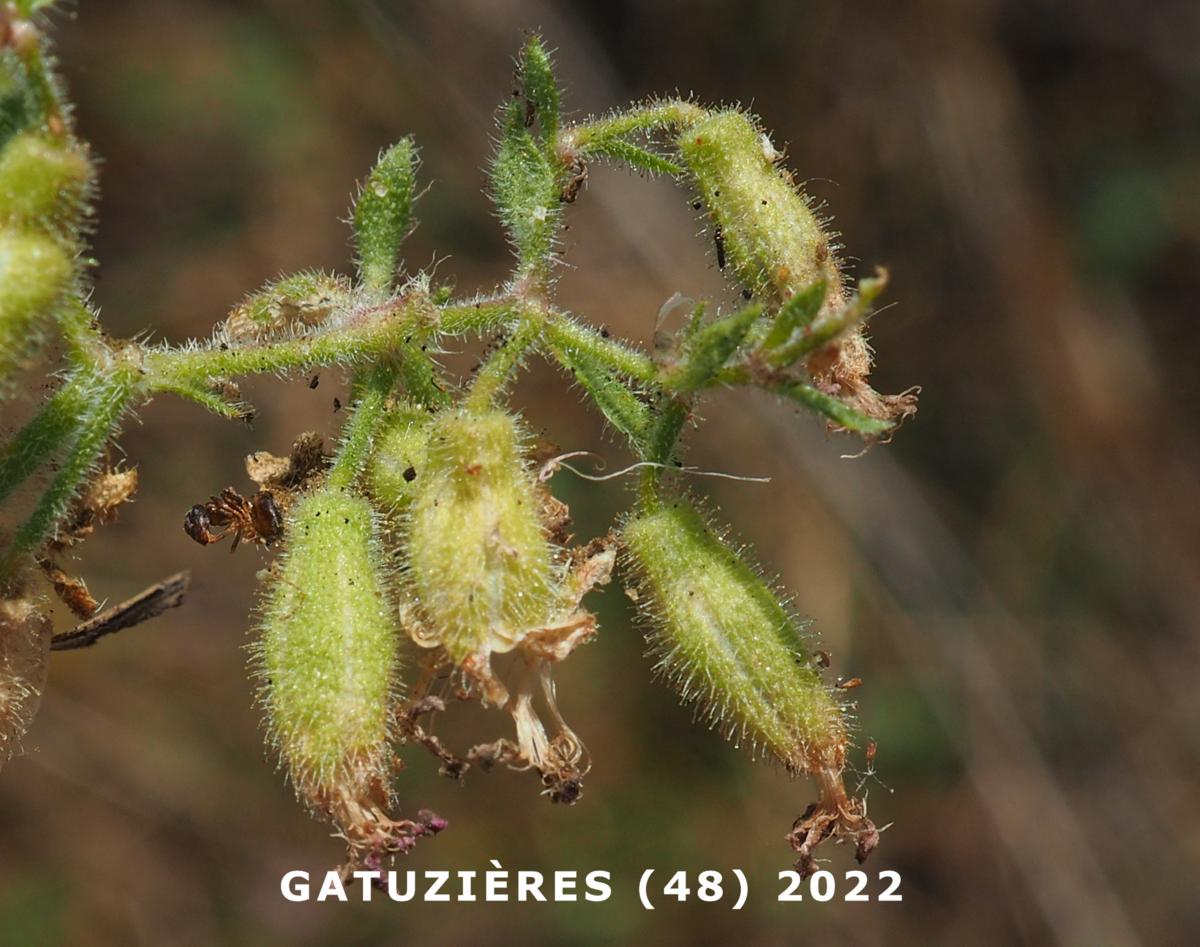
left=366, top=405, right=430, bottom=513
left=0, top=228, right=71, bottom=379
left=0, top=581, right=52, bottom=772
left=624, top=498, right=878, bottom=870
left=623, top=499, right=845, bottom=773
left=256, top=487, right=399, bottom=823
left=676, top=110, right=842, bottom=311
left=404, top=407, right=554, bottom=667
left=0, top=131, right=92, bottom=234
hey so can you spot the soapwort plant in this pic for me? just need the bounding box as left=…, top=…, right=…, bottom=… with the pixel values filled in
left=0, top=5, right=917, bottom=877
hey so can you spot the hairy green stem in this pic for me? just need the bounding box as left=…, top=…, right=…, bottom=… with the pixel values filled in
left=327, top=361, right=401, bottom=491
left=143, top=297, right=518, bottom=393
left=542, top=316, right=657, bottom=384
left=465, top=314, right=543, bottom=411
left=561, top=100, right=707, bottom=152
left=1, top=365, right=136, bottom=579
left=0, top=370, right=89, bottom=507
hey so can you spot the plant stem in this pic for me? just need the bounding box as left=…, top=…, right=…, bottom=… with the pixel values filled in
left=465, top=314, right=542, bottom=412
left=561, top=100, right=708, bottom=152
left=1, top=366, right=137, bottom=581
left=327, top=361, right=400, bottom=491
left=143, top=297, right=519, bottom=393
left=0, top=371, right=89, bottom=508
left=542, top=316, right=658, bottom=385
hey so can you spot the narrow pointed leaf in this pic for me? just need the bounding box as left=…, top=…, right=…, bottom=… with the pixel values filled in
left=760, top=279, right=826, bottom=351
left=667, top=303, right=761, bottom=393
left=552, top=341, right=652, bottom=448
left=352, top=138, right=417, bottom=291
left=776, top=380, right=893, bottom=436
left=520, top=35, right=560, bottom=148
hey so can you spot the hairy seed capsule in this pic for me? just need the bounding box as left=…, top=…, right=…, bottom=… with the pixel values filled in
left=623, top=498, right=878, bottom=870
left=255, top=487, right=403, bottom=844
left=366, top=405, right=430, bottom=513
left=0, top=131, right=92, bottom=234
left=676, top=110, right=842, bottom=311
left=405, top=407, right=554, bottom=667
left=623, top=499, right=845, bottom=771
left=0, top=228, right=71, bottom=378
left=0, top=581, right=53, bottom=772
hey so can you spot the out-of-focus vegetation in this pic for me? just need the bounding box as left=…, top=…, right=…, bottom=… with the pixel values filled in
left=1, top=1, right=1197, bottom=943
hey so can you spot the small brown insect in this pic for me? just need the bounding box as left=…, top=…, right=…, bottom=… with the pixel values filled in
left=865, top=739, right=877, bottom=764
left=813, top=650, right=831, bottom=669
left=184, top=488, right=284, bottom=551
left=836, top=676, right=863, bottom=690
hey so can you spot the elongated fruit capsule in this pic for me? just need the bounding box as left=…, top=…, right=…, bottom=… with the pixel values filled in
left=401, top=405, right=612, bottom=801
left=677, top=110, right=915, bottom=427
left=0, top=228, right=71, bottom=379
left=256, top=486, right=435, bottom=861
left=405, top=407, right=554, bottom=668
left=623, top=498, right=877, bottom=873
left=676, top=110, right=842, bottom=311
left=0, top=577, right=52, bottom=772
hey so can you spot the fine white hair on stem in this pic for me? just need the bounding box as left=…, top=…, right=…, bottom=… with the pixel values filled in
left=538, top=452, right=770, bottom=484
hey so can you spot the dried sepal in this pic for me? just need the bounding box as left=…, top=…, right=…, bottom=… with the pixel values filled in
left=0, top=572, right=52, bottom=771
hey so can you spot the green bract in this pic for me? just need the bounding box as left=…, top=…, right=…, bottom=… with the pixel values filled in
left=353, top=138, right=417, bottom=292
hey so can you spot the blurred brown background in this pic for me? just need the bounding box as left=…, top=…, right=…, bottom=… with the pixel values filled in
left=2, top=0, right=1198, bottom=943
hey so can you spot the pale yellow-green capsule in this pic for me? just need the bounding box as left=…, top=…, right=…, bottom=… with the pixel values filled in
left=255, top=487, right=399, bottom=817
left=404, top=407, right=555, bottom=667
left=0, top=131, right=93, bottom=234
left=366, top=404, right=431, bottom=514
left=623, top=499, right=847, bottom=776
left=624, top=498, right=879, bottom=869
left=0, top=581, right=53, bottom=773
left=676, top=110, right=843, bottom=312
left=0, top=228, right=72, bottom=380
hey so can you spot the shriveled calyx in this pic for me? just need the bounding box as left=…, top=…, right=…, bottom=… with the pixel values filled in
left=0, top=574, right=52, bottom=771
left=622, top=499, right=877, bottom=875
